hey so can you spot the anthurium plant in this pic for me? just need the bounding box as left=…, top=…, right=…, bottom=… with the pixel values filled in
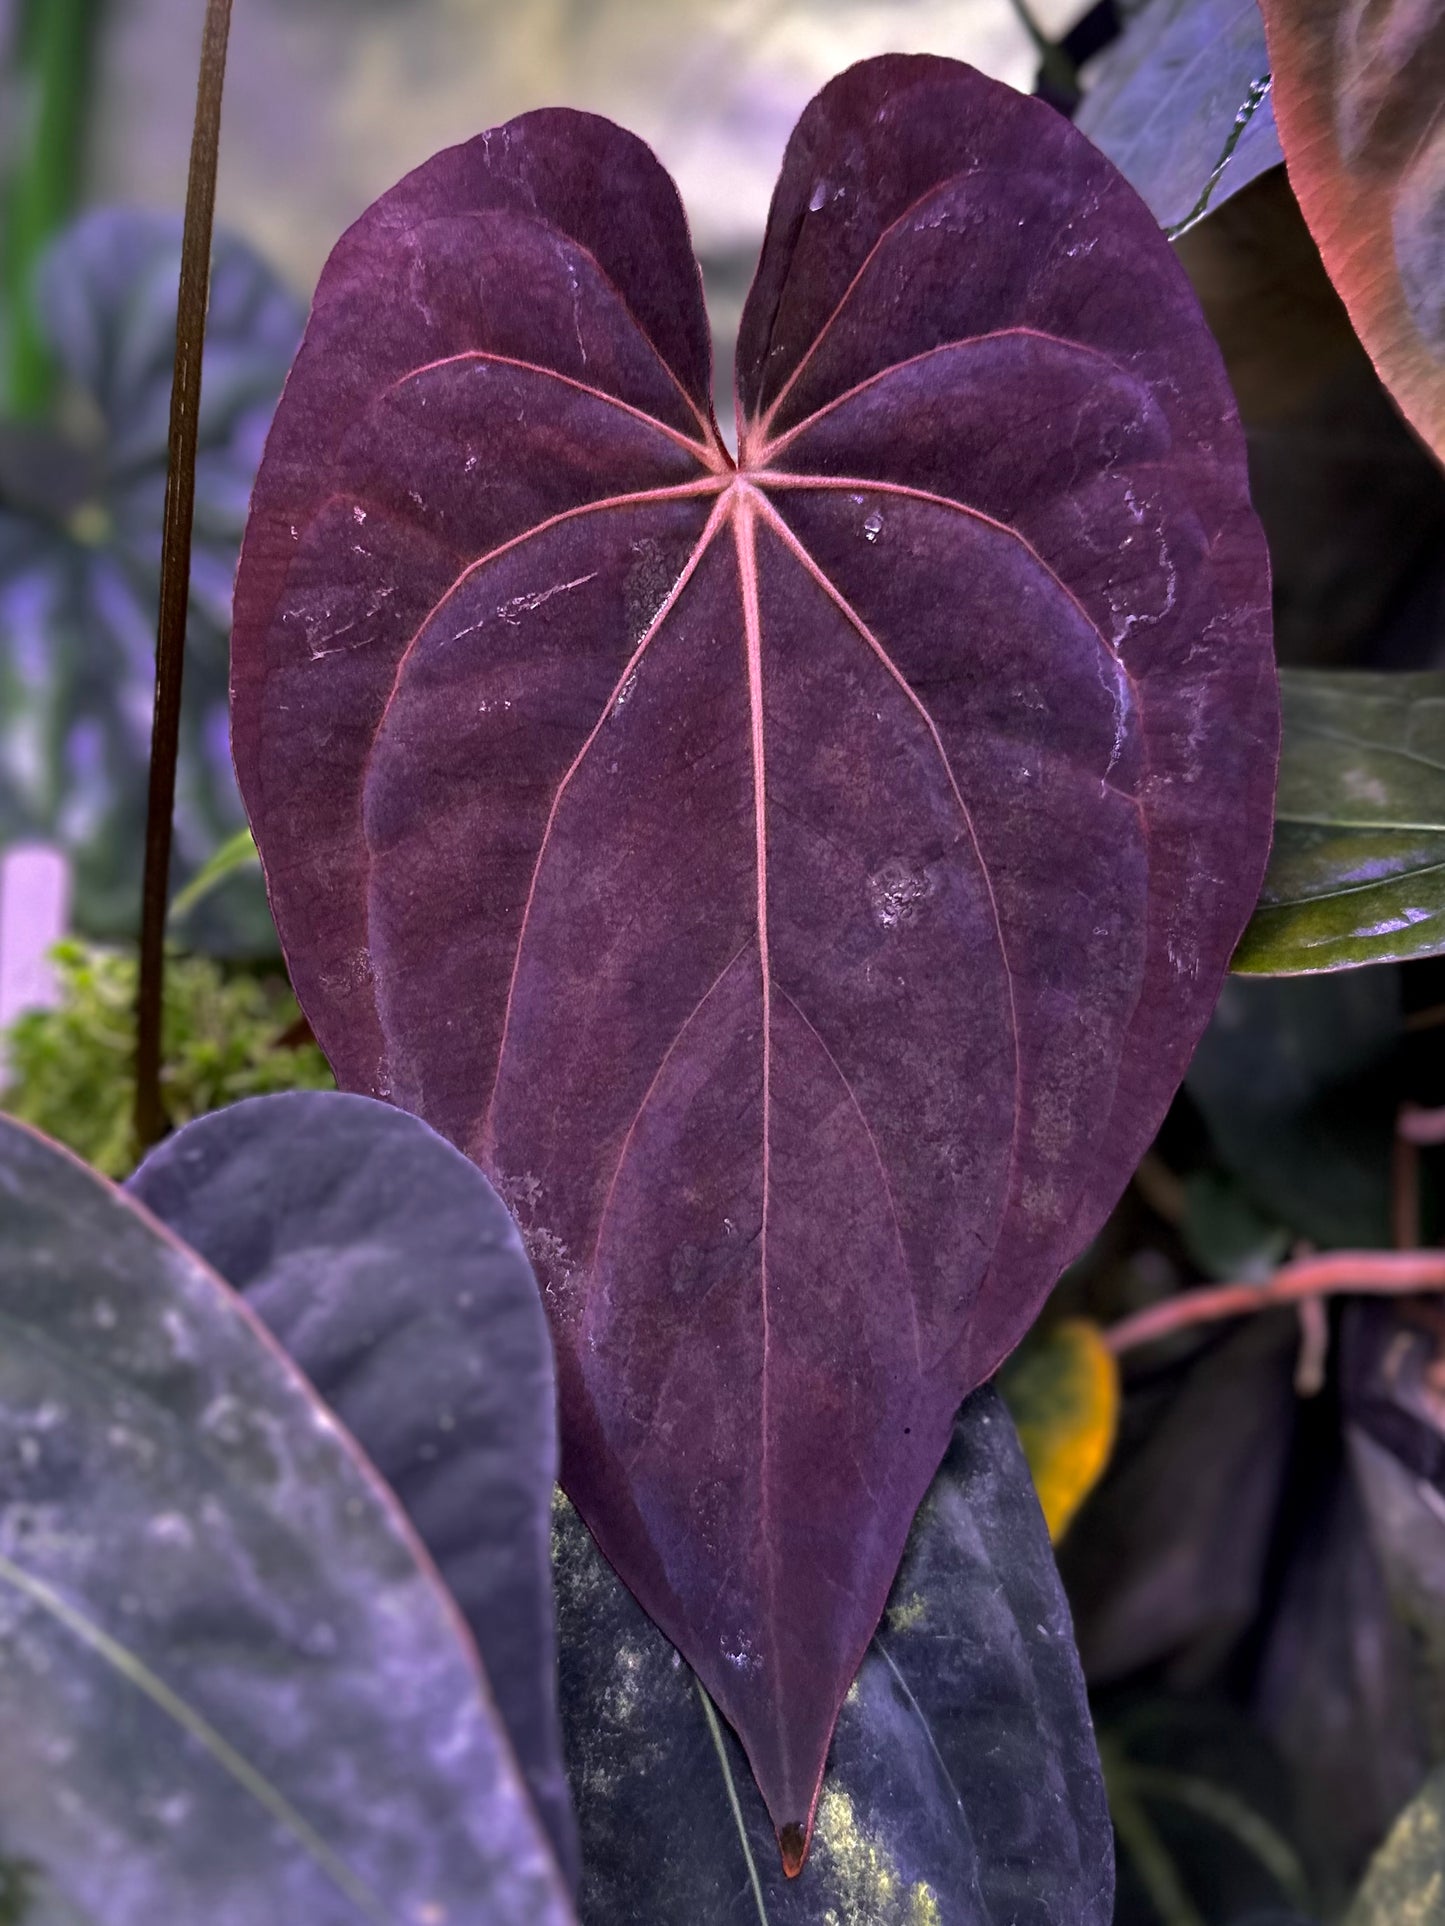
left=231, top=50, right=1275, bottom=1875
left=2, top=26, right=1326, bottom=1925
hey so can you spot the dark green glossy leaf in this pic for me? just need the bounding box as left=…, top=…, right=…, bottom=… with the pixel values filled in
left=556, top=1385, right=1112, bottom=1924
left=0, top=1112, right=574, bottom=1924
left=128, top=1090, right=579, bottom=1887
left=1075, top=0, right=1283, bottom=236
left=0, top=209, right=299, bottom=946
left=1186, top=970, right=1400, bottom=1246
left=1236, top=671, right=1445, bottom=974
left=1348, top=1435, right=1445, bottom=1756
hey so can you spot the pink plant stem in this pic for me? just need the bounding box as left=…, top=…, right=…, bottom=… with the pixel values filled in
left=1398, top=1103, right=1445, bottom=1146
left=1105, top=1249, right=1445, bottom=1356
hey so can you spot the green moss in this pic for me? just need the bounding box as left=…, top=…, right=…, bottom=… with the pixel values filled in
left=1, top=942, right=333, bottom=1176
left=812, top=1787, right=944, bottom=1925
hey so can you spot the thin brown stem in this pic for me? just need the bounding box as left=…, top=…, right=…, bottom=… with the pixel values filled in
left=1106, top=1250, right=1445, bottom=1357
left=1393, top=1132, right=1421, bottom=1251
left=133, top=0, right=233, bottom=1157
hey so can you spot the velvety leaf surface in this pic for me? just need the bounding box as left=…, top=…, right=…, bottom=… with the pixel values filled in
left=0, top=1113, right=573, bottom=1925
left=127, top=1090, right=579, bottom=1886
left=556, top=1386, right=1112, bottom=1924
left=1075, top=0, right=1283, bottom=235
left=1259, top=0, right=1445, bottom=462
left=231, top=54, right=1277, bottom=1854
left=1236, top=670, right=1445, bottom=973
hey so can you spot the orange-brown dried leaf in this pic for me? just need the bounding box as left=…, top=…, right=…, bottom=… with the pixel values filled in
left=1000, top=1318, right=1120, bottom=1542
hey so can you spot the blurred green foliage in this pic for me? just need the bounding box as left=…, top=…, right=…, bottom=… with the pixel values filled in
left=0, top=1854, right=36, bottom=1926
left=0, top=941, right=333, bottom=1177
left=0, top=0, right=102, bottom=415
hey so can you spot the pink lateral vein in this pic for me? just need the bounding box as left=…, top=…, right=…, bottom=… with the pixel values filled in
left=751, top=470, right=1143, bottom=699
left=363, top=474, right=727, bottom=756
left=475, top=489, right=734, bottom=1161
left=752, top=327, right=1140, bottom=466
left=353, top=480, right=732, bottom=1024
left=746, top=162, right=996, bottom=444
left=746, top=155, right=1134, bottom=447
left=590, top=942, right=753, bottom=1292
left=750, top=488, right=1024, bottom=1288
left=382, top=345, right=727, bottom=470
left=445, top=205, right=724, bottom=450
left=776, top=985, right=922, bottom=1375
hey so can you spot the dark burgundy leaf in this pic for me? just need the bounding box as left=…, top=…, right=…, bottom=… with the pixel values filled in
left=557, top=1386, right=1112, bottom=1924
left=1343, top=1297, right=1445, bottom=1761
left=232, top=54, right=1277, bottom=1860
left=0, top=1114, right=574, bottom=1925
left=127, top=1090, right=579, bottom=1887
left=1254, top=1434, right=1426, bottom=1897
left=1061, top=1315, right=1299, bottom=1684
left=1258, top=0, right=1445, bottom=463
left=1171, top=169, right=1445, bottom=676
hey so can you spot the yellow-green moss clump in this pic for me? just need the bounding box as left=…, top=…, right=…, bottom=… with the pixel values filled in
left=1, top=942, right=333, bottom=1177
left=813, top=1786, right=943, bottom=1926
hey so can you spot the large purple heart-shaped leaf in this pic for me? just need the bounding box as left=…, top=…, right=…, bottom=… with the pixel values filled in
left=232, top=53, right=1277, bottom=1864
left=0, top=1114, right=574, bottom=1924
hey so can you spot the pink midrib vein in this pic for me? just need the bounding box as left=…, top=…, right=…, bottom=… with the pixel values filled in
left=464, top=479, right=790, bottom=1795
left=733, top=490, right=790, bottom=1802
left=378, top=458, right=1125, bottom=1417
left=407, top=459, right=1085, bottom=1801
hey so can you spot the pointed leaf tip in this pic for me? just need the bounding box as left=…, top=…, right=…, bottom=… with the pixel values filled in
left=779, top=1821, right=808, bottom=1877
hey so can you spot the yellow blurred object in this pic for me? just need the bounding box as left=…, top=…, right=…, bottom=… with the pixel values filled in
left=1000, top=1318, right=1120, bottom=1542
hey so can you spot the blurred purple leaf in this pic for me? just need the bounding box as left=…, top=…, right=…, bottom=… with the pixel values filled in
left=128, top=1088, right=579, bottom=1887
left=0, top=1111, right=573, bottom=1924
